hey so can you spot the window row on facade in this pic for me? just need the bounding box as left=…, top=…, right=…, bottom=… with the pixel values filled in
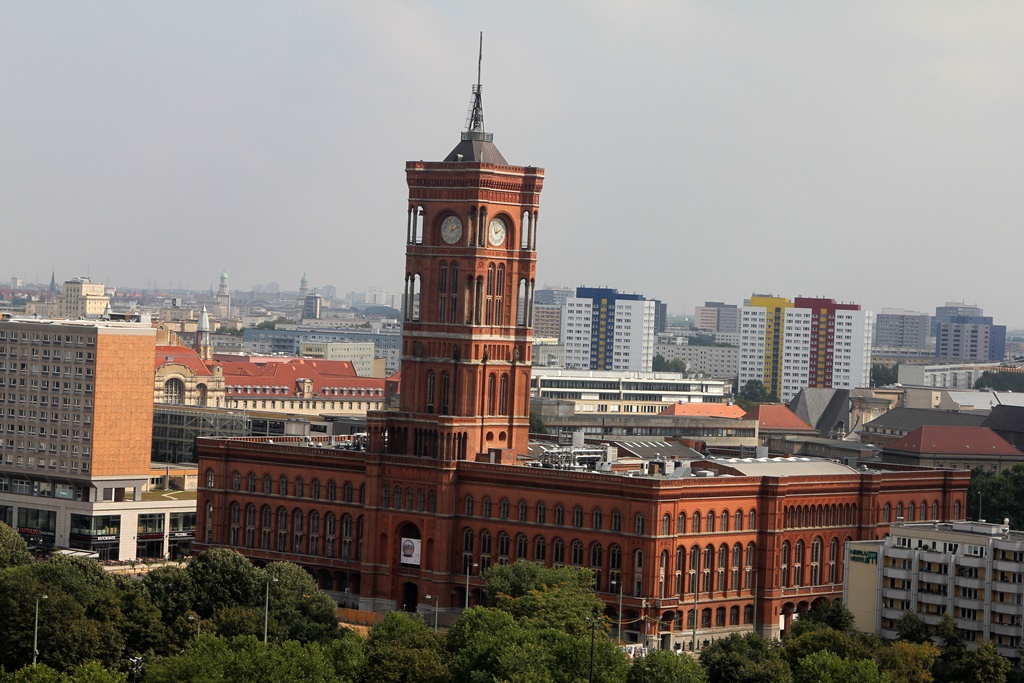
left=464, top=495, right=759, bottom=536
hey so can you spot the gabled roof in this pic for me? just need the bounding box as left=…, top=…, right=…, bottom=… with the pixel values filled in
left=742, top=404, right=815, bottom=432
left=155, top=345, right=216, bottom=377
left=220, top=358, right=385, bottom=397
left=788, top=388, right=850, bottom=435
left=982, top=405, right=1024, bottom=433
left=884, top=426, right=1023, bottom=456
left=658, top=403, right=746, bottom=418
left=864, top=407, right=986, bottom=432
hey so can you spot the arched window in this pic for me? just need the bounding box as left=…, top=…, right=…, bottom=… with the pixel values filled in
left=516, top=534, right=528, bottom=559
left=662, top=514, right=671, bottom=535
left=393, top=486, right=402, bottom=509
left=735, top=509, right=743, bottom=531
left=553, top=537, right=565, bottom=565
left=311, top=479, right=320, bottom=500
left=341, top=514, right=353, bottom=560
left=610, top=544, right=623, bottom=591
left=884, top=502, right=891, bottom=523
left=428, top=490, right=437, bottom=513
left=308, top=511, right=320, bottom=555
left=500, top=498, right=510, bottom=520
left=498, top=532, right=511, bottom=564
left=263, top=474, right=272, bottom=494
left=573, top=541, right=586, bottom=567
left=707, top=511, right=716, bottom=533
left=573, top=506, right=584, bottom=527
left=463, top=527, right=474, bottom=553
left=417, top=488, right=426, bottom=512
left=536, top=502, right=547, bottom=524
left=611, top=510, right=621, bottom=532
left=829, top=538, right=839, bottom=583
left=954, top=500, right=961, bottom=520
left=231, top=471, right=240, bottom=491
left=555, top=504, right=565, bottom=525
left=692, top=512, right=701, bottom=534
left=676, top=546, right=685, bottom=595
left=295, top=477, right=304, bottom=498
left=205, top=469, right=215, bottom=488
left=678, top=512, right=687, bottom=534
left=519, top=500, right=528, bottom=522
left=635, top=513, right=645, bottom=536
left=343, top=481, right=353, bottom=502
left=322, top=512, right=336, bottom=557
left=781, top=541, right=791, bottom=587
left=932, top=501, right=939, bottom=520
left=720, top=510, right=730, bottom=532
left=163, top=378, right=185, bottom=404
left=475, top=530, right=491, bottom=570
left=261, top=506, right=272, bottom=549
left=277, top=507, right=288, bottom=551
left=229, top=502, right=241, bottom=546
left=292, top=509, right=304, bottom=553
left=745, top=543, right=755, bottom=589
left=592, top=508, right=603, bottom=530
left=730, top=605, right=740, bottom=625
left=499, top=374, right=509, bottom=415
left=279, top=476, right=288, bottom=496
left=482, top=497, right=492, bottom=518
left=535, top=536, right=547, bottom=561
left=465, top=495, right=475, bottom=516
left=811, top=537, right=823, bottom=585
left=896, top=502, right=903, bottom=519
left=748, top=509, right=756, bottom=530
left=247, top=474, right=256, bottom=493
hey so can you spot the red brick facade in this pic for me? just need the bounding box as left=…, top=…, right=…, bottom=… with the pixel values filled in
left=195, top=114, right=969, bottom=649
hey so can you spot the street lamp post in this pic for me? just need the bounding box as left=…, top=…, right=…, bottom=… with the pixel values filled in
left=263, top=577, right=278, bottom=644
left=425, top=594, right=439, bottom=633
left=187, top=614, right=201, bottom=637
left=464, top=562, right=478, bottom=609
left=33, top=594, right=47, bottom=666
left=611, top=579, right=623, bottom=642
left=586, top=612, right=597, bottom=683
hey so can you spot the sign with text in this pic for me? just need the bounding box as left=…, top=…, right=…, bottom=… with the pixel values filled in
left=850, top=549, right=878, bottom=564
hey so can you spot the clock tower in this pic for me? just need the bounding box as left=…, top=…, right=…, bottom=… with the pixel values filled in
left=366, top=62, right=543, bottom=463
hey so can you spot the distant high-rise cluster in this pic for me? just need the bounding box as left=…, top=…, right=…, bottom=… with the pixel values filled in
left=739, top=295, right=873, bottom=402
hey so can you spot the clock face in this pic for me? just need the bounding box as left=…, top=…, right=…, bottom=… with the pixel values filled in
left=488, top=217, right=507, bottom=247
left=440, top=215, right=463, bottom=245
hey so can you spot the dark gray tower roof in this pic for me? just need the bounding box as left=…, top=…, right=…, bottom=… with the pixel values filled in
left=443, top=33, right=508, bottom=165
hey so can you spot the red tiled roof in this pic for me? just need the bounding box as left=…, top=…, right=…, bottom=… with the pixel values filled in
left=659, top=403, right=747, bottom=418
left=221, top=358, right=385, bottom=398
left=742, top=404, right=815, bottom=431
left=886, top=426, right=1024, bottom=456
left=155, top=345, right=216, bottom=377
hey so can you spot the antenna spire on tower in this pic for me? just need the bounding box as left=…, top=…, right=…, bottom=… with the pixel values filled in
left=464, top=31, right=490, bottom=140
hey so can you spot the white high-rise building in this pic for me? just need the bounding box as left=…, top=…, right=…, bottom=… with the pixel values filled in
left=739, top=295, right=873, bottom=402
left=561, top=288, right=656, bottom=372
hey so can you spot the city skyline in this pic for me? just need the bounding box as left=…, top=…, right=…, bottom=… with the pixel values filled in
left=3, top=3, right=1023, bottom=323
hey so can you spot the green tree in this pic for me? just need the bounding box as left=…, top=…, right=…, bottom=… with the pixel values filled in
left=792, top=600, right=856, bottom=633
left=626, top=649, right=706, bottom=683
left=781, top=626, right=870, bottom=670
left=699, top=632, right=792, bottom=683
left=792, top=650, right=891, bottom=683
left=112, top=576, right=168, bottom=657
left=652, top=355, right=688, bottom=373
left=871, top=364, right=899, bottom=387
left=0, top=521, right=33, bottom=569
left=894, top=611, right=931, bottom=645
left=736, top=380, right=778, bottom=410
left=360, top=611, right=448, bottom=683
left=873, top=640, right=939, bottom=683
left=140, top=564, right=196, bottom=627
left=530, top=412, right=548, bottom=435
left=484, top=561, right=606, bottom=636
left=142, top=634, right=341, bottom=683
left=263, top=561, right=341, bottom=644
left=976, top=371, right=1024, bottom=393
left=253, top=316, right=295, bottom=330
left=184, top=548, right=262, bottom=618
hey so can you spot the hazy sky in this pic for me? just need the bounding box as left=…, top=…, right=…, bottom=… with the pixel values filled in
left=2, top=2, right=1023, bottom=324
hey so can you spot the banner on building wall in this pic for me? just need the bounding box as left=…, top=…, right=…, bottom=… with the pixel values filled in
left=400, top=538, right=421, bottom=566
